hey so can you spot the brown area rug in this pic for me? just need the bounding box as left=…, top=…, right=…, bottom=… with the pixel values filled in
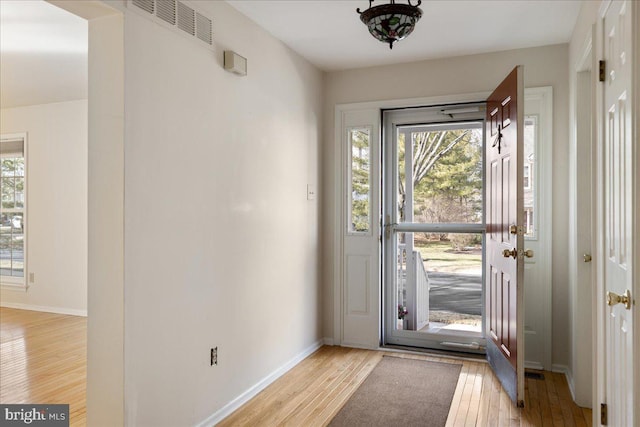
left=329, top=356, right=461, bottom=427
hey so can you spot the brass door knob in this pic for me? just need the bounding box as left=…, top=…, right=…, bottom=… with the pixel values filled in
left=524, top=249, right=534, bottom=258
left=503, top=248, right=517, bottom=259
left=607, top=289, right=632, bottom=310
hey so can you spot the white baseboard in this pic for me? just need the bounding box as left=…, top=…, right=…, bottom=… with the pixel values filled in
left=552, top=364, right=576, bottom=402
left=196, top=339, right=324, bottom=427
left=0, top=301, right=87, bottom=317
left=340, top=341, right=378, bottom=350
left=323, top=337, right=334, bottom=346
left=525, top=361, right=545, bottom=370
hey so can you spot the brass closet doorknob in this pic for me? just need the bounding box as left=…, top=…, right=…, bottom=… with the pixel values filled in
left=503, top=248, right=517, bottom=259
left=607, top=289, right=632, bottom=310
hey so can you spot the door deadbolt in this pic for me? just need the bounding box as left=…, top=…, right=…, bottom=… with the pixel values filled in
left=509, top=225, right=518, bottom=235
left=607, top=289, right=632, bottom=310
left=502, top=248, right=517, bottom=259
left=583, top=254, right=592, bottom=263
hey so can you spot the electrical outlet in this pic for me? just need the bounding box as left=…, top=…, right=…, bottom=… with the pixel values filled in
left=211, top=347, right=217, bottom=366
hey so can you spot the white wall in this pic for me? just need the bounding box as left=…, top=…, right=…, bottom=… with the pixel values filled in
left=322, top=44, right=571, bottom=368
left=85, top=10, right=125, bottom=427
left=0, top=100, right=88, bottom=315
left=122, top=2, right=323, bottom=425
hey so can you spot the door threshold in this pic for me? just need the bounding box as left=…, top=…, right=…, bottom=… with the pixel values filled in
left=381, top=344, right=486, bottom=361
left=417, top=321, right=483, bottom=337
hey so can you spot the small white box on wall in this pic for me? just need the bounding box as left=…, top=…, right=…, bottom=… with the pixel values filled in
left=224, top=51, right=247, bottom=76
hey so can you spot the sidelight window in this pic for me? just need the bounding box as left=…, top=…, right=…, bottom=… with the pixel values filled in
left=348, top=127, right=371, bottom=234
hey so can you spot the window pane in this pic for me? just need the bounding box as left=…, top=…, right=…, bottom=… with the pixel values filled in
left=524, top=116, right=537, bottom=238
left=398, top=124, right=483, bottom=224
left=14, top=158, right=24, bottom=177
left=14, top=178, right=24, bottom=208
left=2, top=177, right=15, bottom=209
left=1, top=159, right=15, bottom=177
left=349, top=128, right=370, bottom=233
left=395, top=231, right=482, bottom=332
left=0, top=232, right=10, bottom=276
left=11, top=231, right=24, bottom=276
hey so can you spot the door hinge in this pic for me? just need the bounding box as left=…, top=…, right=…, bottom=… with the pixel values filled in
left=599, top=60, right=606, bottom=82
left=600, top=403, right=608, bottom=425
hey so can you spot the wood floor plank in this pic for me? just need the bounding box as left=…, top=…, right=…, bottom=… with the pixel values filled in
left=466, top=362, right=484, bottom=427
left=2, top=308, right=593, bottom=427
left=445, top=360, right=469, bottom=427
left=219, top=346, right=592, bottom=427
left=0, top=307, right=86, bottom=427
left=456, top=362, right=479, bottom=427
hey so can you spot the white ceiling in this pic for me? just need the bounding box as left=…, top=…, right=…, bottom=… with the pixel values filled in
left=0, top=0, right=87, bottom=109
left=0, top=1, right=583, bottom=108
left=228, top=0, right=583, bottom=71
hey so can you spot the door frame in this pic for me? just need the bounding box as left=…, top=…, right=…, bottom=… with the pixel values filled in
left=522, top=86, right=554, bottom=372
left=47, top=1, right=126, bottom=424
left=333, top=92, right=490, bottom=347
left=570, top=29, right=595, bottom=407
left=333, top=90, right=554, bottom=360
left=380, top=106, right=487, bottom=351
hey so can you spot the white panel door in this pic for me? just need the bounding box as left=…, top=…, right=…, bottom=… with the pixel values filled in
left=599, top=1, right=635, bottom=425
left=335, top=108, right=381, bottom=348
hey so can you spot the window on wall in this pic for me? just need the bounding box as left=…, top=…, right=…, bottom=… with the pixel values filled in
left=524, top=116, right=537, bottom=239
left=523, top=163, right=531, bottom=189
left=348, top=127, right=371, bottom=233
left=1, top=135, right=26, bottom=285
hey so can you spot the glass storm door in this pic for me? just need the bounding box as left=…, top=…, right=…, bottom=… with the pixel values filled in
left=382, top=104, right=486, bottom=353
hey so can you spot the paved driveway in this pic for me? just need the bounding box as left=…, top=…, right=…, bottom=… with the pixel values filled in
left=428, top=271, right=482, bottom=316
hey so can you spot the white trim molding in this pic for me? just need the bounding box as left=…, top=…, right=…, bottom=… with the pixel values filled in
left=196, top=340, right=324, bottom=427
left=523, top=86, right=554, bottom=371
left=0, top=301, right=87, bottom=317
left=552, top=364, right=576, bottom=402
left=332, top=92, right=491, bottom=349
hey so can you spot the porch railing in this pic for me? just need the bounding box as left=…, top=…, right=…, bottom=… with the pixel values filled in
left=398, top=244, right=430, bottom=331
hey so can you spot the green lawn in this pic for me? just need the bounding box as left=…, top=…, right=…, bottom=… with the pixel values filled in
left=413, top=239, right=481, bottom=273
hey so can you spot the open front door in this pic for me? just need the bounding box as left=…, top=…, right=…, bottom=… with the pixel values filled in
left=485, top=66, right=525, bottom=407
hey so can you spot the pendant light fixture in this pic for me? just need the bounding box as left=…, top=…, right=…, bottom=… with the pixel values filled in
left=357, top=0, right=423, bottom=49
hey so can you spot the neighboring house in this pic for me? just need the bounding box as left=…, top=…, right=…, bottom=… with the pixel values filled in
left=0, top=1, right=637, bottom=426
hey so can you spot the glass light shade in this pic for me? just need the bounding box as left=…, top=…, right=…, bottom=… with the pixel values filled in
left=358, top=2, right=422, bottom=49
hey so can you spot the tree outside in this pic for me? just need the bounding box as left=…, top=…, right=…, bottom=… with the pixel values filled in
left=350, top=128, right=371, bottom=232
left=398, top=126, right=483, bottom=247
left=396, top=126, right=484, bottom=330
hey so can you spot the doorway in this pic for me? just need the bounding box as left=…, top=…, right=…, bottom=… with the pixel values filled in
left=382, top=103, right=486, bottom=353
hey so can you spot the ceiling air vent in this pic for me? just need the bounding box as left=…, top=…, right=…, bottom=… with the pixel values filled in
left=156, top=0, right=176, bottom=25
left=132, top=0, right=154, bottom=14
left=128, top=0, right=214, bottom=50
left=177, top=2, right=196, bottom=36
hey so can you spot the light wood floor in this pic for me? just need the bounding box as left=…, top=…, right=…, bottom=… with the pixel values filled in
left=219, top=346, right=593, bottom=427
left=0, top=307, right=86, bottom=426
left=0, top=308, right=592, bottom=426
